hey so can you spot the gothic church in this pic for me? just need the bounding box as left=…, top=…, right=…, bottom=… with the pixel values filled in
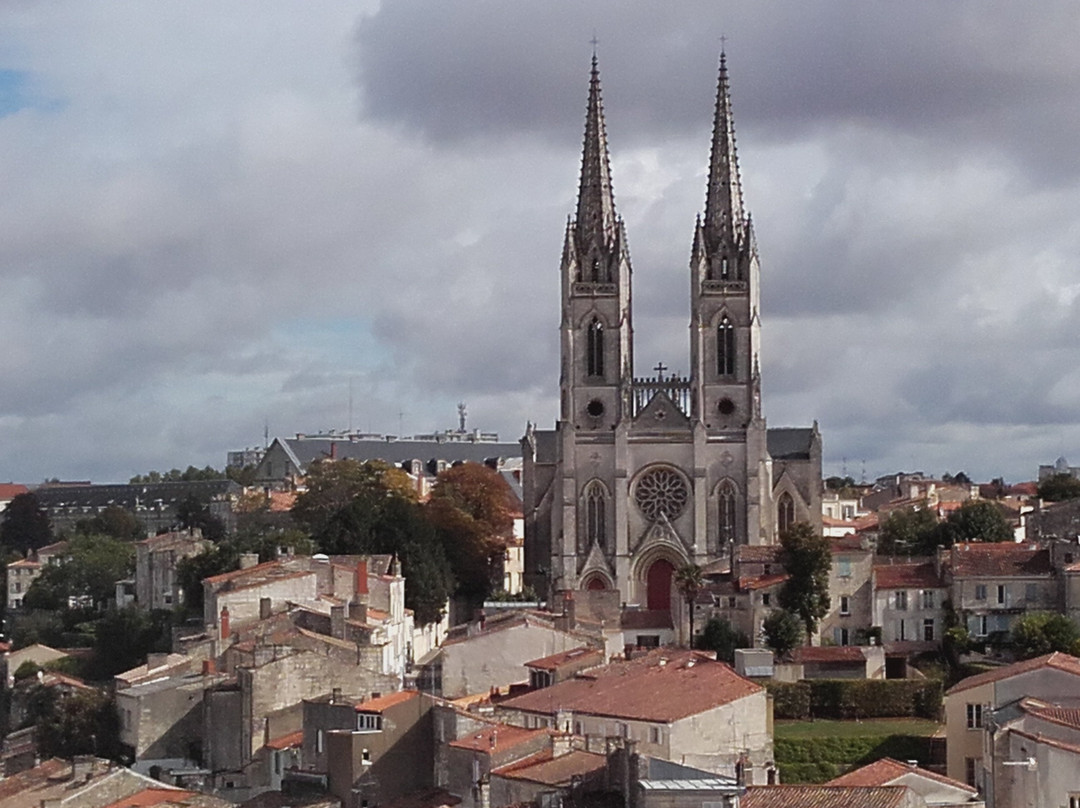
left=522, top=54, right=822, bottom=613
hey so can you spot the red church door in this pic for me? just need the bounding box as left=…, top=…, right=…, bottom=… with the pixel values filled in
left=646, top=559, right=675, bottom=611
left=586, top=577, right=607, bottom=591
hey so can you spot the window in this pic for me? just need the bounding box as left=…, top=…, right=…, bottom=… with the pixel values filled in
left=574, top=721, right=582, bottom=735
left=975, top=615, right=988, bottom=637
left=618, top=722, right=629, bottom=738
left=997, top=585, right=1006, bottom=606
left=895, top=590, right=908, bottom=611
left=975, top=584, right=987, bottom=601
left=718, top=480, right=738, bottom=543
left=316, top=730, right=324, bottom=755
left=965, top=758, right=978, bottom=788
left=921, top=590, right=934, bottom=610
left=834, top=627, right=849, bottom=646
left=840, top=596, right=850, bottom=616
left=837, top=559, right=852, bottom=578
left=777, top=493, right=796, bottom=535
left=923, top=618, right=934, bottom=642
left=585, top=482, right=607, bottom=547
left=1069, top=794, right=1080, bottom=808
left=357, top=713, right=382, bottom=732
left=362, top=749, right=371, bottom=764
left=1025, top=583, right=1037, bottom=602
left=586, top=318, right=604, bottom=377
left=728, top=596, right=736, bottom=609
left=637, top=634, right=660, bottom=648
left=898, top=619, right=906, bottom=641
left=967, top=703, right=983, bottom=729
left=717, top=317, right=735, bottom=376
left=650, top=726, right=662, bottom=744
left=761, top=593, right=770, bottom=607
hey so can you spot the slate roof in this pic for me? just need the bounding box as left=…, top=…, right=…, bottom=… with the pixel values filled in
left=766, top=428, right=816, bottom=460
left=742, top=785, right=912, bottom=808
left=277, top=436, right=521, bottom=473
left=949, top=543, right=1052, bottom=578
left=34, top=480, right=240, bottom=509
left=873, top=561, right=945, bottom=590
left=500, top=648, right=761, bottom=723
left=827, top=756, right=977, bottom=794
left=946, top=652, right=1080, bottom=695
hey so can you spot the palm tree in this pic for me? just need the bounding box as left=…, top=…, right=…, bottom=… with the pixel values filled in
left=674, top=563, right=705, bottom=648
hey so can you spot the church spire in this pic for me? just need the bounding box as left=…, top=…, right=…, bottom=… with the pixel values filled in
left=703, top=51, right=746, bottom=246
left=574, top=54, right=619, bottom=258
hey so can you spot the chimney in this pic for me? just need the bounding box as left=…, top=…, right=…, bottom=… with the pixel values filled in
left=260, top=597, right=272, bottom=620
left=220, top=606, right=230, bottom=641
left=331, top=605, right=346, bottom=639
left=239, top=552, right=259, bottom=570
left=331, top=687, right=342, bottom=703
left=202, top=659, right=217, bottom=675
left=71, top=755, right=95, bottom=782
left=354, top=560, right=369, bottom=597
left=350, top=560, right=369, bottom=623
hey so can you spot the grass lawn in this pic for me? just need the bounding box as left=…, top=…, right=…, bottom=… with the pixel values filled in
left=775, top=718, right=942, bottom=739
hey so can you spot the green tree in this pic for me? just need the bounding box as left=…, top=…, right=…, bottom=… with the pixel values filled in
left=763, top=609, right=803, bottom=659
left=777, top=522, right=832, bottom=639
left=0, top=492, right=53, bottom=554
left=225, top=464, right=258, bottom=486
left=74, top=505, right=145, bottom=541
left=1037, top=473, right=1080, bottom=503
left=292, top=459, right=416, bottom=535
left=1010, top=611, right=1080, bottom=660
left=176, top=495, right=225, bottom=540
left=130, top=465, right=225, bottom=484
left=425, top=462, right=515, bottom=602
left=176, top=543, right=239, bottom=617
left=23, top=535, right=135, bottom=611
left=878, top=508, right=939, bottom=556
left=31, top=687, right=123, bottom=761
left=935, top=500, right=1013, bottom=546
left=674, top=563, right=705, bottom=647
left=698, top=617, right=749, bottom=664
left=89, top=607, right=174, bottom=679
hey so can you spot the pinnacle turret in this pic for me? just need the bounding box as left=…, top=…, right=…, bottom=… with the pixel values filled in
left=703, top=52, right=747, bottom=249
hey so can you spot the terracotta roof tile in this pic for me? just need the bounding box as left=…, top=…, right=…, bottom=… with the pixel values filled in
left=99, top=788, right=198, bottom=808
left=946, top=652, right=1080, bottom=695
left=501, top=648, right=761, bottom=723
left=790, top=646, right=866, bottom=664
left=739, top=573, right=789, bottom=591
left=356, top=690, right=419, bottom=713
left=827, top=756, right=977, bottom=794
left=525, top=647, right=603, bottom=671
left=736, top=545, right=783, bottom=563
left=873, top=562, right=945, bottom=589
left=1020, top=698, right=1080, bottom=731
left=950, top=543, right=1051, bottom=578
left=265, top=730, right=304, bottom=750
left=448, top=723, right=546, bottom=753
left=742, top=785, right=911, bottom=808
left=491, top=749, right=606, bottom=785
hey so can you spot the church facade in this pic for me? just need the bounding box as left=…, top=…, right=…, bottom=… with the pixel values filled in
left=522, top=55, right=822, bottom=612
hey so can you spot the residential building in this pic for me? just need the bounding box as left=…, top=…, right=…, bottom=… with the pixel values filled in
left=1038, top=456, right=1080, bottom=481
left=943, top=652, right=1080, bottom=789
left=5, top=540, right=68, bottom=611
left=947, top=543, right=1056, bottom=641
left=820, top=535, right=874, bottom=647
left=872, top=560, right=948, bottom=654
left=496, top=647, right=774, bottom=783
left=701, top=545, right=788, bottom=648
left=827, top=757, right=983, bottom=808
left=521, top=54, right=822, bottom=620
left=135, top=529, right=210, bottom=610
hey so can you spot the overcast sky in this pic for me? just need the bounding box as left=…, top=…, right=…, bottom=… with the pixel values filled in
left=2, top=1, right=1079, bottom=485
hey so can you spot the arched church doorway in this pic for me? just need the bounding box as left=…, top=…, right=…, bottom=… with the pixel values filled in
left=645, top=559, right=675, bottom=611
left=584, top=576, right=608, bottom=591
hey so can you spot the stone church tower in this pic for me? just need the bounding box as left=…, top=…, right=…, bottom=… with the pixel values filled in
left=522, top=54, right=822, bottom=613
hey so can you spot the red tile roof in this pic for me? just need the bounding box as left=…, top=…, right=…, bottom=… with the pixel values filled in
left=791, top=646, right=867, bottom=664
left=950, top=543, right=1051, bottom=578
left=620, top=610, right=673, bottom=630
left=0, top=484, right=29, bottom=500
left=873, top=561, right=945, bottom=589
left=946, top=652, right=1080, bottom=695
left=265, top=729, right=304, bottom=750
left=500, top=648, right=761, bottom=723
left=742, top=785, right=911, bottom=808
left=827, top=756, right=977, bottom=794
left=448, top=723, right=546, bottom=753
left=739, top=573, right=789, bottom=591
left=99, top=789, right=198, bottom=808
left=491, top=749, right=606, bottom=785
left=356, top=690, right=419, bottom=713
left=1020, top=698, right=1080, bottom=731
left=525, top=647, right=603, bottom=671
left=736, top=545, right=783, bottom=563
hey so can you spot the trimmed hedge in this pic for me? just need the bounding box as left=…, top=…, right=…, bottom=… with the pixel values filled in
left=775, top=734, right=933, bottom=783
left=765, top=678, right=943, bottom=720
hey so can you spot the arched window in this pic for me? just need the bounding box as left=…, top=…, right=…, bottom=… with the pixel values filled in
left=718, top=480, right=738, bottom=543
left=587, top=319, right=604, bottom=378
left=585, top=482, right=607, bottom=547
left=720, top=255, right=730, bottom=280
left=778, top=492, right=796, bottom=536
left=717, top=317, right=735, bottom=376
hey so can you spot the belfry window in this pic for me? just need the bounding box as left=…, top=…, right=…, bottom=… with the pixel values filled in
left=587, top=319, right=604, bottom=377
left=778, top=493, right=796, bottom=535
left=585, top=482, right=607, bottom=547
left=720, top=255, right=730, bottom=280
left=719, top=480, right=738, bottom=543
left=717, top=317, right=735, bottom=376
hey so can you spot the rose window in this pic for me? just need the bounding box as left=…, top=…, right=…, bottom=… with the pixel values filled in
left=634, top=468, right=689, bottom=521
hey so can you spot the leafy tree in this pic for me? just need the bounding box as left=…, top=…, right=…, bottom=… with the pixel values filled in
left=30, top=687, right=123, bottom=761
left=1010, top=611, right=1080, bottom=659
left=225, top=464, right=258, bottom=487
left=674, top=563, right=704, bottom=646
left=74, top=505, right=145, bottom=541
left=89, top=607, right=174, bottom=679
left=0, top=492, right=53, bottom=554
left=176, top=543, right=239, bottom=617
left=878, top=508, right=939, bottom=556
left=762, top=609, right=803, bottom=659
left=23, top=535, right=135, bottom=611
left=942, top=471, right=972, bottom=486
left=426, top=463, right=515, bottom=602
left=936, top=500, right=1013, bottom=546
left=293, top=459, right=417, bottom=535
left=777, top=522, right=831, bottom=639
left=1037, top=473, right=1080, bottom=503
left=698, top=617, right=749, bottom=663
left=825, top=476, right=857, bottom=491
left=176, top=495, right=225, bottom=540
left=130, top=465, right=225, bottom=484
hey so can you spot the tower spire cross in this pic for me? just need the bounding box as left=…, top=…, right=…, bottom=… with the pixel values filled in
left=654, top=362, right=668, bottom=378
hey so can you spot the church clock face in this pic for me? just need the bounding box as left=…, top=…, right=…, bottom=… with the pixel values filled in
left=634, top=467, right=689, bottom=521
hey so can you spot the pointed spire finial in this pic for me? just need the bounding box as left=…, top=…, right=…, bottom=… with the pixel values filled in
left=574, top=51, right=618, bottom=262
left=703, top=47, right=746, bottom=249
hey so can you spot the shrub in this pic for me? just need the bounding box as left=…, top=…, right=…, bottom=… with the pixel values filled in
left=767, top=678, right=942, bottom=720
